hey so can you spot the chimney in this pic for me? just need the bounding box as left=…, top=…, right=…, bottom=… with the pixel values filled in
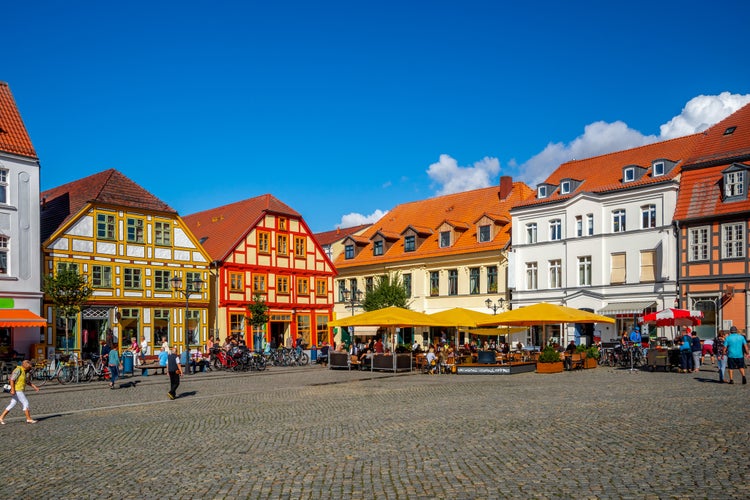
left=498, top=176, right=513, bottom=200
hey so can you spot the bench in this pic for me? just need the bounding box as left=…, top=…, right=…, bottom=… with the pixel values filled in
left=136, top=363, right=166, bottom=375
left=328, top=351, right=352, bottom=370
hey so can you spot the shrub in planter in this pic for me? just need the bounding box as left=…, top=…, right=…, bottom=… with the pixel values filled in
left=537, top=346, right=563, bottom=373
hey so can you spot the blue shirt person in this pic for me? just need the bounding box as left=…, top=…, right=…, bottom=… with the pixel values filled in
left=158, top=347, right=169, bottom=366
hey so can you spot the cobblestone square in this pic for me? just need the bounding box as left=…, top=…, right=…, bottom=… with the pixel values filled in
left=0, top=365, right=747, bottom=499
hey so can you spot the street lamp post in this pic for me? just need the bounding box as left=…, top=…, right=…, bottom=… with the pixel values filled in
left=170, top=274, right=206, bottom=373
left=485, top=297, right=506, bottom=315
left=341, top=288, right=363, bottom=348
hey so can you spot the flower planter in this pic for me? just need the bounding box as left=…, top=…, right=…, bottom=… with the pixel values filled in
left=536, top=361, right=564, bottom=374
left=583, top=357, right=598, bottom=369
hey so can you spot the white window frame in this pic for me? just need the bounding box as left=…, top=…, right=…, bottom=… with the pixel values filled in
left=623, top=167, right=635, bottom=183
left=548, top=260, right=561, bottom=289
left=724, top=171, right=745, bottom=198
left=721, top=222, right=745, bottom=259
left=575, top=216, right=583, bottom=237
left=560, top=181, right=570, bottom=194
left=538, top=186, right=547, bottom=198
left=578, top=256, right=592, bottom=286
left=652, top=161, right=665, bottom=177
left=549, top=219, right=562, bottom=241
left=0, top=168, right=8, bottom=205
left=525, top=262, right=538, bottom=290
left=612, top=209, right=626, bottom=233
left=586, top=214, right=594, bottom=236
left=641, top=204, right=656, bottom=229
left=688, top=226, right=709, bottom=262
left=0, top=235, right=8, bottom=274
left=526, top=223, right=537, bottom=244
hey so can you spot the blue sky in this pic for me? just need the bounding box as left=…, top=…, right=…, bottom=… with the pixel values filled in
left=5, top=1, right=750, bottom=232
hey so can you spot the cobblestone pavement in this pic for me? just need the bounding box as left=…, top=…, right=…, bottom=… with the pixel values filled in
left=0, top=363, right=747, bottom=499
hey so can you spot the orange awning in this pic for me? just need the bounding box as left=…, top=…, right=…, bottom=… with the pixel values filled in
left=0, top=309, right=47, bottom=328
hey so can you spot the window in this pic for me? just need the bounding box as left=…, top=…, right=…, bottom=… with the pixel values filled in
left=653, top=161, right=665, bottom=177
left=575, top=216, right=583, bottom=237
left=641, top=205, right=656, bottom=229
left=186, top=272, right=201, bottom=291
left=560, top=181, right=570, bottom=194
left=640, top=250, right=656, bottom=282
left=526, top=223, right=537, bottom=244
left=230, top=272, right=244, bottom=292
left=276, top=276, right=289, bottom=294
left=337, top=280, right=346, bottom=302
left=155, top=221, right=171, bottom=246
left=612, top=209, right=626, bottom=233
left=429, top=271, right=440, bottom=296
left=404, top=235, right=415, bottom=252
left=526, top=262, right=538, bottom=290
left=365, top=277, right=374, bottom=293
left=578, top=256, right=592, bottom=286
left=297, top=277, right=309, bottom=295
left=721, top=223, right=745, bottom=259
left=439, top=231, right=451, bottom=248
left=253, top=274, right=266, bottom=293
left=448, top=269, right=458, bottom=296
left=487, top=266, right=498, bottom=293
left=624, top=168, right=635, bottom=182
left=478, top=225, right=491, bottom=243
left=119, top=309, right=140, bottom=350
left=538, top=185, right=547, bottom=198
left=230, top=314, right=245, bottom=339
left=688, top=227, right=709, bottom=261
left=257, top=231, right=270, bottom=253
left=0, top=236, right=7, bottom=274
left=96, top=214, right=115, bottom=240
left=610, top=253, right=626, bottom=284
left=297, top=314, right=311, bottom=348
left=56, top=262, right=78, bottom=274
left=316, top=315, right=329, bottom=346
left=403, top=273, right=412, bottom=298
left=344, top=244, right=354, bottom=259
left=349, top=278, right=358, bottom=296
left=315, top=278, right=327, bottom=297
left=278, top=217, right=287, bottom=231
left=277, top=234, right=288, bottom=255
left=124, top=268, right=142, bottom=289
left=294, top=236, right=306, bottom=258
left=0, top=169, right=7, bottom=204
left=126, top=218, right=144, bottom=243
left=549, top=219, right=562, bottom=241
left=373, top=240, right=384, bottom=256
left=724, top=171, right=745, bottom=198
left=154, top=309, right=169, bottom=345
left=154, top=269, right=171, bottom=290
left=469, top=268, right=480, bottom=294
left=587, top=214, right=594, bottom=236
left=549, top=260, right=561, bottom=289
left=186, top=310, right=201, bottom=345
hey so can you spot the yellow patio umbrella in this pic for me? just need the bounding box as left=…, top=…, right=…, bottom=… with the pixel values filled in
left=429, top=307, right=498, bottom=328
left=477, top=302, right=615, bottom=327
left=329, top=306, right=444, bottom=328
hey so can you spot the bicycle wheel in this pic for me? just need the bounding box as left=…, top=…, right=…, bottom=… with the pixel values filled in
left=30, top=367, right=49, bottom=387
left=299, top=352, right=309, bottom=366
left=57, top=364, right=72, bottom=384
left=255, top=355, right=266, bottom=371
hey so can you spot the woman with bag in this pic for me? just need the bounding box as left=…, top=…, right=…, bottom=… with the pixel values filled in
left=108, top=343, right=120, bottom=389
left=0, top=360, right=40, bottom=424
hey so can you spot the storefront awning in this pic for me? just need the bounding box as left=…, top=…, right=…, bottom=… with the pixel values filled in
left=0, top=309, right=47, bottom=328
left=348, top=326, right=379, bottom=336
left=597, top=301, right=656, bottom=316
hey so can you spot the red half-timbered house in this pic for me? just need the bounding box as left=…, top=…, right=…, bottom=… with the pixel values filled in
left=183, top=194, right=336, bottom=350
left=675, top=103, right=750, bottom=337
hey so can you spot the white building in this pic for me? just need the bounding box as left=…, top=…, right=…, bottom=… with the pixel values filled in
left=0, top=82, right=45, bottom=359
left=509, top=134, right=701, bottom=345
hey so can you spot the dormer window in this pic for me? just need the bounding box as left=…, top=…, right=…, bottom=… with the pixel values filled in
left=439, top=231, right=451, bottom=248
left=478, top=224, right=491, bottom=243
left=373, top=240, right=384, bottom=256
left=623, top=167, right=635, bottom=183
left=724, top=170, right=745, bottom=199
left=560, top=180, right=570, bottom=194
left=345, top=244, right=354, bottom=259
left=652, top=161, right=665, bottom=177
left=538, top=185, right=548, bottom=198
left=404, top=235, right=415, bottom=252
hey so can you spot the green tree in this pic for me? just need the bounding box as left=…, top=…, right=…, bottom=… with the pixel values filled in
left=42, top=268, right=93, bottom=353
left=361, top=272, right=410, bottom=311
left=246, top=293, right=269, bottom=351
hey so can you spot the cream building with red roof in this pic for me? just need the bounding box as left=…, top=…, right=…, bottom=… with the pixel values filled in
left=334, top=177, right=533, bottom=346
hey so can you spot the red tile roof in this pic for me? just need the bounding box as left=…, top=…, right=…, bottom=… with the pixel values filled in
left=40, top=169, right=175, bottom=242
left=514, top=134, right=700, bottom=208
left=336, top=181, right=534, bottom=268
left=183, top=194, right=301, bottom=261
left=0, top=82, right=36, bottom=158
left=314, top=224, right=371, bottom=246
left=675, top=103, right=750, bottom=221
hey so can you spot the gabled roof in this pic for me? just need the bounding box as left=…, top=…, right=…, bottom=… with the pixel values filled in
left=675, top=103, right=750, bottom=221
left=336, top=181, right=534, bottom=268
left=0, top=82, right=36, bottom=158
left=371, top=229, right=401, bottom=241
left=40, top=169, right=175, bottom=243
left=314, top=224, right=371, bottom=247
left=514, top=134, right=700, bottom=208
left=183, top=194, right=301, bottom=261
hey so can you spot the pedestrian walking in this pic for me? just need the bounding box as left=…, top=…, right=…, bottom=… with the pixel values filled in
left=714, top=331, right=727, bottom=383
left=691, top=330, right=702, bottom=372
left=108, top=343, right=120, bottom=389
left=167, top=347, right=182, bottom=400
left=724, top=326, right=748, bottom=385
left=679, top=329, right=693, bottom=373
left=0, top=360, right=40, bottom=424
left=139, top=335, right=150, bottom=364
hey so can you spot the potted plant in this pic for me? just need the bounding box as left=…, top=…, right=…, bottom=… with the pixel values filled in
left=536, top=346, right=563, bottom=373
left=575, top=344, right=587, bottom=359
left=584, top=346, right=599, bottom=369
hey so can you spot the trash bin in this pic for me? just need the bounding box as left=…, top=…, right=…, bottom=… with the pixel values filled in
left=122, top=351, right=134, bottom=375
left=310, top=348, right=317, bottom=362
left=181, top=351, right=189, bottom=368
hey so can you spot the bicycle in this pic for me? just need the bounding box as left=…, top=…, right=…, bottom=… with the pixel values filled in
left=29, top=357, right=74, bottom=386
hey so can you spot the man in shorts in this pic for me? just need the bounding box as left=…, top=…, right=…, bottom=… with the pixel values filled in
left=724, top=326, right=748, bottom=385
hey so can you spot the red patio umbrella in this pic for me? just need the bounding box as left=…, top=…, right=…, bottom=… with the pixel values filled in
left=640, top=308, right=703, bottom=327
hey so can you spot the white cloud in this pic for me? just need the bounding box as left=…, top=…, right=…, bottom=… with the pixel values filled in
left=338, top=209, right=389, bottom=229
left=426, top=154, right=500, bottom=195
left=516, top=92, right=750, bottom=186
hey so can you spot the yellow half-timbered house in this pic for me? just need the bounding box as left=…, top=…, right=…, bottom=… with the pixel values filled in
left=40, top=169, right=211, bottom=357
